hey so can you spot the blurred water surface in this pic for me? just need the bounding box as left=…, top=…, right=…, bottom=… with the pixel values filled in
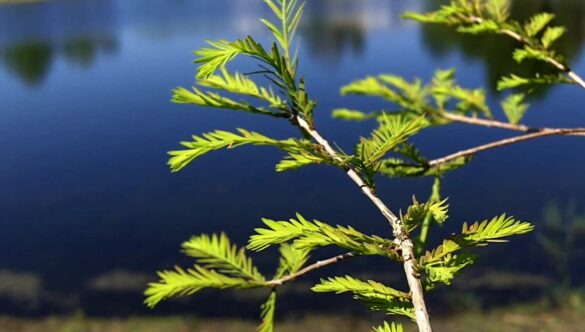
left=1, top=0, right=584, bottom=315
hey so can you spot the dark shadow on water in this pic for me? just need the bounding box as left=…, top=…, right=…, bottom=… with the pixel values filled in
left=2, top=41, right=53, bottom=87
left=0, top=0, right=119, bottom=87
left=63, top=36, right=118, bottom=68
left=1, top=36, right=119, bottom=87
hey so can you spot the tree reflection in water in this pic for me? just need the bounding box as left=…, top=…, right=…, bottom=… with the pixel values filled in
left=0, top=0, right=118, bottom=87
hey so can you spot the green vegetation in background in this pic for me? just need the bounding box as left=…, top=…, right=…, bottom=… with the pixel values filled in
left=2, top=304, right=585, bottom=332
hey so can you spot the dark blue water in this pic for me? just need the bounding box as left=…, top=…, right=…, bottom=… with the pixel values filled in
left=1, top=0, right=584, bottom=315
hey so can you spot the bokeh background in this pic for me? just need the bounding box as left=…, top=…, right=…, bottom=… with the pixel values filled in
left=1, top=0, right=584, bottom=331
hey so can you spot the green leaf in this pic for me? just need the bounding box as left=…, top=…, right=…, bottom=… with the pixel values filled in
left=167, top=129, right=316, bottom=172
left=291, top=77, right=317, bottom=121
left=144, top=265, right=258, bottom=308
left=181, top=233, right=265, bottom=282
left=433, top=84, right=492, bottom=118
left=274, top=243, right=310, bottom=278
left=379, top=156, right=471, bottom=178
left=312, top=275, right=409, bottom=299
left=357, top=115, right=426, bottom=166
left=194, top=37, right=275, bottom=80
left=497, top=73, right=571, bottom=91
left=360, top=296, right=415, bottom=320
left=342, top=75, right=429, bottom=113
left=402, top=3, right=467, bottom=25
left=248, top=214, right=319, bottom=251
left=523, top=13, right=555, bottom=37
left=312, top=276, right=414, bottom=318
left=341, top=77, right=403, bottom=102
left=420, top=239, right=462, bottom=266
left=263, top=0, right=305, bottom=60
left=194, top=39, right=245, bottom=80
left=192, top=35, right=299, bottom=95
left=423, top=253, right=477, bottom=290
left=373, top=322, right=404, bottom=332
left=460, top=214, right=534, bottom=246
left=395, top=143, right=428, bottom=165
left=332, top=109, right=378, bottom=121
left=198, top=68, right=286, bottom=109
left=172, top=86, right=286, bottom=117
left=541, top=26, right=566, bottom=49
left=485, top=0, right=510, bottom=23
left=431, top=68, right=456, bottom=109
left=497, top=74, right=531, bottom=90
left=257, top=291, right=277, bottom=332
left=248, top=214, right=398, bottom=258
left=403, top=196, right=449, bottom=229
left=501, top=93, right=529, bottom=125
left=275, top=150, right=332, bottom=172
left=457, top=19, right=499, bottom=34
left=513, top=46, right=551, bottom=63
left=421, top=215, right=533, bottom=267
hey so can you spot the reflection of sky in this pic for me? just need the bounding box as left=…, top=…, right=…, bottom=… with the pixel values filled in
left=0, top=0, right=584, bottom=312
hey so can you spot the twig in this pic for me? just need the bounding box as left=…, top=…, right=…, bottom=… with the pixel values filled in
left=266, top=252, right=356, bottom=287
left=441, top=112, right=585, bottom=136
left=429, top=128, right=585, bottom=167
left=295, top=116, right=433, bottom=332
left=469, top=16, right=585, bottom=90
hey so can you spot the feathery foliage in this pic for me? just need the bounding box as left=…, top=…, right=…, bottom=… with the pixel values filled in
left=373, top=322, right=404, bottom=332
left=257, top=291, right=277, bottom=332
left=332, top=108, right=379, bottom=121
left=460, top=214, right=534, bottom=245
left=172, top=86, right=286, bottom=117
left=497, top=73, right=571, bottom=91
left=274, top=243, right=310, bottom=278
left=145, top=234, right=266, bottom=308
left=418, top=214, right=534, bottom=290
left=181, top=233, right=264, bottom=281
left=402, top=196, right=449, bottom=229
left=312, top=275, right=409, bottom=299
left=198, top=68, right=286, bottom=109
left=248, top=214, right=399, bottom=259
left=312, top=276, right=414, bottom=319
left=501, top=93, right=529, bottom=125
left=144, top=265, right=259, bottom=308
left=261, top=0, right=305, bottom=64
left=356, top=115, right=426, bottom=167
left=423, top=253, right=477, bottom=290
left=167, top=129, right=334, bottom=172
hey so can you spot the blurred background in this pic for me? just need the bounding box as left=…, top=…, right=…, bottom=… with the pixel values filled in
left=1, top=0, right=584, bottom=331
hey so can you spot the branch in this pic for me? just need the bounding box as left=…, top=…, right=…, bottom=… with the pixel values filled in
left=266, top=252, right=355, bottom=287
left=469, top=16, right=585, bottom=90
left=441, top=112, right=585, bottom=136
left=429, top=128, right=585, bottom=167
left=294, top=116, right=433, bottom=332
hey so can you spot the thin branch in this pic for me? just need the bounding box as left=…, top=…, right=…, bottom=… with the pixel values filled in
left=442, top=112, right=531, bottom=131
left=294, top=116, right=433, bottom=332
left=266, top=252, right=356, bottom=287
left=429, top=128, right=585, bottom=167
left=469, top=16, right=585, bottom=90
left=441, top=112, right=585, bottom=136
